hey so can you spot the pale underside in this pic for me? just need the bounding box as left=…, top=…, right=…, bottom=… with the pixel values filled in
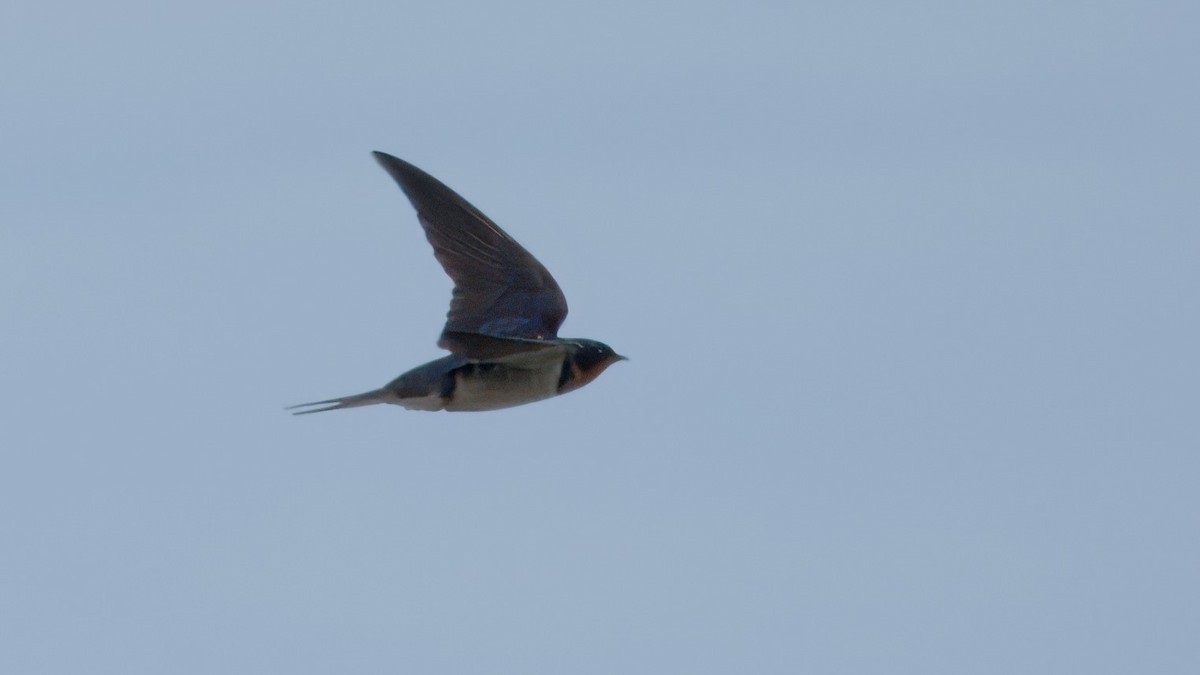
left=399, top=344, right=567, bottom=412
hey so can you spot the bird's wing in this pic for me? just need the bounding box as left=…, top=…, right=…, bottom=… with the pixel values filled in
left=373, top=152, right=569, bottom=357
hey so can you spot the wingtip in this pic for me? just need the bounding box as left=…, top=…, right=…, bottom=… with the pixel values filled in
left=372, top=150, right=408, bottom=169
left=372, top=151, right=426, bottom=187
left=372, top=150, right=397, bottom=169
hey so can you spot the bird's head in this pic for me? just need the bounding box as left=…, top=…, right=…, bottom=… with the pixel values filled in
left=560, top=339, right=627, bottom=393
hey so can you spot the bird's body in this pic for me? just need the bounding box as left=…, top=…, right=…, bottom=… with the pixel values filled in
left=289, top=152, right=623, bottom=415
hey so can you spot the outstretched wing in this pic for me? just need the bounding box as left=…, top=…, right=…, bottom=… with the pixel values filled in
left=373, top=152, right=568, bottom=355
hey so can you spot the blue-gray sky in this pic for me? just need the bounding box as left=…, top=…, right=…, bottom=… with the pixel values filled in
left=2, top=2, right=1198, bottom=673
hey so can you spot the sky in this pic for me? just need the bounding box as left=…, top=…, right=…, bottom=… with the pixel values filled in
left=2, top=1, right=1198, bottom=673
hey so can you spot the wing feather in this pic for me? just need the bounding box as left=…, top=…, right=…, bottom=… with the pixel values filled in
left=373, top=152, right=568, bottom=356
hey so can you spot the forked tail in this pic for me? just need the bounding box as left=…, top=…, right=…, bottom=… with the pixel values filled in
left=286, top=388, right=393, bottom=415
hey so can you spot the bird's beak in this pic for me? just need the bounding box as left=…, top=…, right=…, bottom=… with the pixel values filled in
left=615, top=354, right=630, bottom=362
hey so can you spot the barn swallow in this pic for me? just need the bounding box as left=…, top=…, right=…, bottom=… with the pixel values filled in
left=289, top=152, right=624, bottom=414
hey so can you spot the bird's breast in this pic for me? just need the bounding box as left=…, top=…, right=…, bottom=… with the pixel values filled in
left=445, top=360, right=564, bottom=411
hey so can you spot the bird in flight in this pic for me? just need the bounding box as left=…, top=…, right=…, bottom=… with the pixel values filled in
left=289, top=152, right=625, bottom=414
